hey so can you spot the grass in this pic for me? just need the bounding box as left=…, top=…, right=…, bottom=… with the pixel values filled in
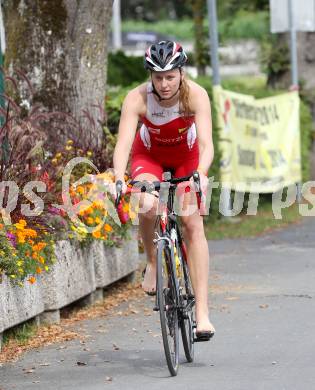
left=3, top=321, right=37, bottom=346
left=121, top=11, right=269, bottom=43
left=204, top=202, right=302, bottom=240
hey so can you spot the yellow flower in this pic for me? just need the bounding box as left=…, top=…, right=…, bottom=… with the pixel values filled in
left=14, top=219, right=27, bottom=229
left=55, top=152, right=62, bottom=158
left=52, top=158, right=58, bottom=164
left=38, top=256, right=45, bottom=264
left=87, top=217, right=94, bottom=225
left=87, top=151, right=93, bottom=157
left=65, top=145, right=73, bottom=151
left=95, top=217, right=102, bottom=224
left=66, top=139, right=73, bottom=145
left=9, top=274, right=16, bottom=279
left=18, top=268, right=24, bottom=274
left=44, top=266, right=49, bottom=272
left=76, top=226, right=88, bottom=235
left=17, top=260, right=24, bottom=266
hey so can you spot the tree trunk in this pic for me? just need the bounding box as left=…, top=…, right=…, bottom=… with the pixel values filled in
left=3, top=0, right=113, bottom=145
left=190, top=0, right=208, bottom=77
left=267, top=32, right=315, bottom=122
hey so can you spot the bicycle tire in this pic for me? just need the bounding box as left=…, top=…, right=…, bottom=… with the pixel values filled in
left=157, top=240, right=179, bottom=376
left=179, top=243, right=195, bottom=363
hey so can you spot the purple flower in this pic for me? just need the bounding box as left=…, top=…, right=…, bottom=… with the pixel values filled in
left=48, top=206, right=62, bottom=215
left=6, top=232, right=16, bottom=247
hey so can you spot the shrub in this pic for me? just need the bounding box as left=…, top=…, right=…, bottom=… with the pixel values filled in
left=108, top=51, right=148, bottom=87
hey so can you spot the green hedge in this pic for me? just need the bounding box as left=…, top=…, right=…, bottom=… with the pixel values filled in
left=108, top=51, right=148, bottom=87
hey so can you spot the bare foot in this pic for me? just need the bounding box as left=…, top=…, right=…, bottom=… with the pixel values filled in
left=142, top=262, right=156, bottom=294
left=196, top=317, right=216, bottom=334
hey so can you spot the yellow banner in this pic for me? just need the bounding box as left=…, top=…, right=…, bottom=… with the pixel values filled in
left=213, top=86, right=301, bottom=193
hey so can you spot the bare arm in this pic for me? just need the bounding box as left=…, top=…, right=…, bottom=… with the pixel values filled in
left=113, top=87, right=145, bottom=182
left=190, top=83, right=214, bottom=174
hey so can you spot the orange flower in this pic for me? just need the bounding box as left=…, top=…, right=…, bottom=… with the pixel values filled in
left=36, top=267, right=42, bottom=274
left=28, top=276, right=36, bottom=284
left=104, top=224, right=113, bottom=233
left=122, top=202, right=129, bottom=213
left=32, top=242, right=47, bottom=252
left=92, top=230, right=102, bottom=239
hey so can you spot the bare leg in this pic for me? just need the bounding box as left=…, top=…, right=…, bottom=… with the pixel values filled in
left=181, top=195, right=215, bottom=334
left=132, top=174, right=159, bottom=294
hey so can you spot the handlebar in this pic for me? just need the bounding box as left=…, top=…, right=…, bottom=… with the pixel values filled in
left=115, top=171, right=203, bottom=222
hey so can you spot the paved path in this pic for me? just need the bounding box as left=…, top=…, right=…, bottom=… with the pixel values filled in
left=1, top=217, right=315, bottom=390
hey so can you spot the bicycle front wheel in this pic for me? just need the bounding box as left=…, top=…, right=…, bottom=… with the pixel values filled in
left=157, top=240, right=179, bottom=376
left=179, top=247, right=195, bottom=363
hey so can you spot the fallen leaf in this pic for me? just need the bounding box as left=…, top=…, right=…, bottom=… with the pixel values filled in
left=24, top=369, right=35, bottom=374
left=259, top=304, right=269, bottom=309
left=105, top=376, right=113, bottom=382
left=112, top=344, right=120, bottom=351
left=39, top=363, right=50, bottom=367
left=76, top=361, right=87, bottom=366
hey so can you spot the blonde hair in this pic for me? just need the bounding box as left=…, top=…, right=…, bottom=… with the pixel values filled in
left=179, top=75, right=192, bottom=119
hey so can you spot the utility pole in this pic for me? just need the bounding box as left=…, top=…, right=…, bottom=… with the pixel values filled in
left=207, top=0, right=232, bottom=216
left=112, top=0, right=122, bottom=51
left=207, top=0, right=220, bottom=86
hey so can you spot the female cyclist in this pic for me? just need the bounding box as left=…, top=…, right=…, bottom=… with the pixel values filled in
left=113, top=41, right=215, bottom=339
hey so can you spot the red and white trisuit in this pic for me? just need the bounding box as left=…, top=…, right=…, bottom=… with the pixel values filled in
left=131, top=82, right=199, bottom=180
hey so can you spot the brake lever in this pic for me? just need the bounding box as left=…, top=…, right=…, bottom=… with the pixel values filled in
left=192, top=171, right=202, bottom=197
left=115, top=180, right=123, bottom=208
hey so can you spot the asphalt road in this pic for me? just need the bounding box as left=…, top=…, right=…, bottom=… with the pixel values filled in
left=1, top=216, right=315, bottom=390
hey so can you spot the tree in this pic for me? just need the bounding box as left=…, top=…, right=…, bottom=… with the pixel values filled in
left=187, top=0, right=209, bottom=77
left=266, top=32, right=315, bottom=121
left=3, top=0, right=113, bottom=145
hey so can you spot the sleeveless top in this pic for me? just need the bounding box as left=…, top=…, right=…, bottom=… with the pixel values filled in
left=132, top=82, right=198, bottom=155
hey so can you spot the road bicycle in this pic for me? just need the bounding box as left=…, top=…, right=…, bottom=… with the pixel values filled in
left=116, top=171, right=210, bottom=376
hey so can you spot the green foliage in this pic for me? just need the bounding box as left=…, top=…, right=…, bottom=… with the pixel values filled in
left=195, top=76, right=221, bottom=221
left=219, top=10, right=269, bottom=42
left=121, top=18, right=193, bottom=41
left=300, top=99, right=313, bottom=182
left=121, top=11, right=269, bottom=43
left=260, top=34, right=291, bottom=87
left=3, top=321, right=36, bottom=345
left=108, top=51, right=148, bottom=87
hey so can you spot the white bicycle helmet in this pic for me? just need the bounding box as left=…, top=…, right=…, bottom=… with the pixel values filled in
left=144, top=41, right=187, bottom=72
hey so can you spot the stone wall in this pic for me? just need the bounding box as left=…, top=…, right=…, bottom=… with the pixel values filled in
left=0, top=228, right=139, bottom=350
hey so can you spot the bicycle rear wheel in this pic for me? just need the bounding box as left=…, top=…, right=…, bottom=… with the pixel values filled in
left=179, top=243, right=195, bottom=363
left=157, top=240, right=179, bottom=376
